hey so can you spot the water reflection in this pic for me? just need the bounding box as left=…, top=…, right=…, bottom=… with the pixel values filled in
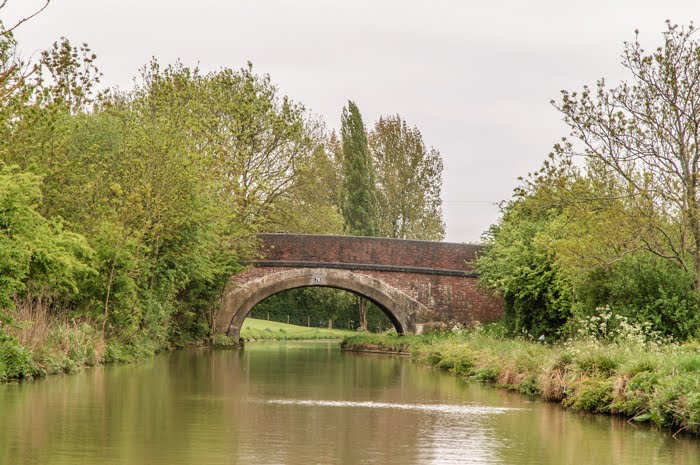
left=0, top=342, right=698, bottom=465
left=418, top=414, right=503, bottom=464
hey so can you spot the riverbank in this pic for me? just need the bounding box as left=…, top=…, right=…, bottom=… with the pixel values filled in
left=341, top=331, right=700, bottom=436
left=0, top=317, right=355, bottom=381
left=0, top=319, right=168, bottom=381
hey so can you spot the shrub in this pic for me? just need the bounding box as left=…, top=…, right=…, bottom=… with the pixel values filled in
left=565, top=378, right=614, bottom=413
left=611, top=371, right=658, bottom=417
left=210, top=334, right=238, bottom=348
left=0, top=334, right=35, bottom=380
left=574, top=254, right=700, bottom=341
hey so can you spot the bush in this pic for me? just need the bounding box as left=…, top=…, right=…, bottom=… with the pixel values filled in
left=103, top=338, right=158, bottom=364
left=210, top=334, right=238, bottom=348
left=0, top=334, right=35, bottom=380
left=612, top=371, right=659, bottom=417
left=565, top=378, right=614, bottom=412
left=573, top=254, right=700, bottom=340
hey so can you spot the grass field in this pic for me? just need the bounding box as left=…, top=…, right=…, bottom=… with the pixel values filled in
left=240, top=318, right=356, bottom=341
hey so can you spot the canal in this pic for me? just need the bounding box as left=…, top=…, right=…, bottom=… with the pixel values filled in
left=1, top=341, right=698, bottom=464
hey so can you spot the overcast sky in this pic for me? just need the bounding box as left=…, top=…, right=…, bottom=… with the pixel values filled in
left=3, top=1, right=699, bottom=242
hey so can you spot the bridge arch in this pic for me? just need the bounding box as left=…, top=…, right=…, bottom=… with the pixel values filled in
left=214, top=268, right=430, bottom=340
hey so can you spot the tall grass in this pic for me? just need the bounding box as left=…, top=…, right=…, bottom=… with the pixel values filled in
left=1, top=296, right=143, bottom=380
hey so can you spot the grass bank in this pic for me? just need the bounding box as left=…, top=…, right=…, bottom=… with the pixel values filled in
left=1, top=312, right=358, bottom=381
left=341, top=330, right=700, bottom=436
left=0, top=301, right=171, bottom=382
left=240, top=318, right=355, bottom=341
left=1, top=317, right=164, bottom=382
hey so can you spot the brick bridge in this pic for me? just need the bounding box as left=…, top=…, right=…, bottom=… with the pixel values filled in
left=214, top=234, right=503, bottom=340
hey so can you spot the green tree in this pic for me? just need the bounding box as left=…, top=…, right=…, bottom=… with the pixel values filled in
left=553, top=22, right=700, bottom=293
left=339, top=100, right=379, bottom=237
left=369, top=115, right=445, bottom=240
left=81, top=62, right=247, bottom=341
left=339, top=101, right=380, bottom=330
left=478, top=21, right=700, bottom=340
left=480, top=150, right=700, bottom=340
left=0, top=166, right=93, bottom=322
left=477, top=195, right=573, bottom=339
left=196, top=63, right=323, bottom=233
left=263, top=138, right=344, bottom=234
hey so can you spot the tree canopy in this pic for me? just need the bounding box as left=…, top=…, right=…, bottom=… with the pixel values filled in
left=0, top=18, right=446, bottom=349
left=553, top=21, right=700, bottom=289
left=339, top=100, right=380, bottom=237
left=479, top=22, right=700, bottom=340
left=370, top=115, right=445, bottom=240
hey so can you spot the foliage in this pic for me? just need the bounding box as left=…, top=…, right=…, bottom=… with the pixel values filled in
left=0, top=333, right=35, bottom=380
left=265, top=143, right=345, bottom=234
left=572, top=255, right=700, bottom=340
left=553, top=21, right=700, bottom=291
left=37, top=37, right=101, bottom=112
left=477, top=198, right=573, bottom=339
left=339, top=100, right=379, bottom=237
left=478, top=22, right=700, bottom=342
left=0, top=18, right=355, bottom=377
left=369, top=114, right=445, bottom=240
left=0, top=2, right=440, bottom=383
left=0, top=166, right=94, bottom=318
left=188, top=62, right=326, bottom=232
left=210, top=334, right=238, bottom=348
left=250, top=287, right=393, bottom=331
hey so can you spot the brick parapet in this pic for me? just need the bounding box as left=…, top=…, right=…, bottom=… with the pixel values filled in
left=257, top=233, right=483, bottom=272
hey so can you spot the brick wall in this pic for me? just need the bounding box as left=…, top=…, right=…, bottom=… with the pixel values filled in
left=234, top=232, right=505, bottom=327
left=257, top=233, right=483, bottom=272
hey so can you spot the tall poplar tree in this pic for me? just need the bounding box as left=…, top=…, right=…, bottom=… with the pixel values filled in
left=340, top=100, right=378, bottom=329
left=339, top=100, right=379, bottom=237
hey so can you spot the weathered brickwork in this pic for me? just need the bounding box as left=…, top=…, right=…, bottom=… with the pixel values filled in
left=256, top=233, right=483, bottom=272
left=216, top=234, right=504, bottom=337
left=229, top=266, right=502, bottom=326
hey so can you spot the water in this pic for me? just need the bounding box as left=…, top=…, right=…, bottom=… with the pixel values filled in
left=1, top=341, right=698, bottom=464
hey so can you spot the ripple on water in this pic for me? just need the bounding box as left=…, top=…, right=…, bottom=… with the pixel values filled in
left=261, top=398, right=524, bottom=415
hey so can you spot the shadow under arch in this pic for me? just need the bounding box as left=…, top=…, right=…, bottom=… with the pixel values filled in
left=214, top=268, right=428, bottom=340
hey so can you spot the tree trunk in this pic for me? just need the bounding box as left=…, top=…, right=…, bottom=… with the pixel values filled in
left=358, top=296, right=367, bottom=331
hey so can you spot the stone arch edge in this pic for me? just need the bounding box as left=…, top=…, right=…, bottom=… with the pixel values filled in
left=213, top=268, right=430, bottom=340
